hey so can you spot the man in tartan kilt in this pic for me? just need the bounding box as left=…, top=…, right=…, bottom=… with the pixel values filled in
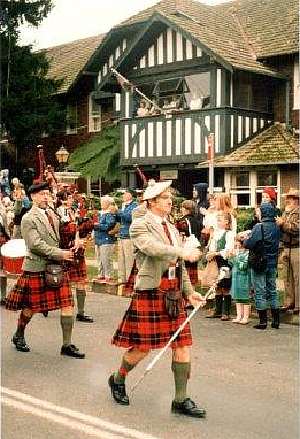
left=57, top=192, right=93, bottom=322
left=6, top=182, right=85, bottom=358
left=110, top=180, right=207, bottom=418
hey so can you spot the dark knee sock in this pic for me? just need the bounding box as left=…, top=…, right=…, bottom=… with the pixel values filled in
left=114, top=358, right=137, bottom=384
left=1, top=277, right=7, bottom=300
left=172, top=361, right=191, bottom=402
left=60, top=315, right=73, bottom=346
left=76, top=289, right=86, bottom=315
left=16, top=311, right=32, bottom=337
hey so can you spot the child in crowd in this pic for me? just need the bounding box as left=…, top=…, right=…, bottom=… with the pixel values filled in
left=206, top=212, right=235, bottom=320
left=229, top=236, right=251, bottom=324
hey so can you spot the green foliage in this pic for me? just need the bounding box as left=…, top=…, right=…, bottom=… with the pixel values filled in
left=68, top=125, right=121, bottom=182
left=236, top=208, right=255, bottom=232
left=1, top=0, right=65, bottom=169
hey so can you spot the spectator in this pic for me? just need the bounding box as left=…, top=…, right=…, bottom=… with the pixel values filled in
left=201, top=193, right=218, bottom=244
left=206, top=212, right=235, bottom=320
left=137, top=101, right=149, bottom=117
left=94, top=197, right=117, bottom=284
left=243, top=202, right=280, bottom=329
left=276, top=188, right=299, bottom=313
left=215, top=193, right=237, bottom=235
left=192, top=183, right=208, bottom=228
left=0, top=196, right=10, bottom=306
left=176, top=200, right=201, bottom=286
left=13, top=184, right=31, bottom=238
left=229, top=237, right=251, bottom=324
left=116, top=190, right=138, bottom=285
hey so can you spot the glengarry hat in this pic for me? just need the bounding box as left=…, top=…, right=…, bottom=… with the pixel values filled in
left=28, top=182, right=49, bottom=195
left=282, top=188, right=300, bottom=198
left=142, top=179, right=172, bottom=201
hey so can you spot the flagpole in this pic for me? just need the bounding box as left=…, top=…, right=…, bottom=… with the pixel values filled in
left=110, top=68, right=163, bottom=112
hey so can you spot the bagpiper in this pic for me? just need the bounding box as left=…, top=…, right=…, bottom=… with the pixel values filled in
left=6, top=182, right=85, bottom=358
left=109, top=180, right=206, bottom=418
left=57, top=191, right=94, bottom=322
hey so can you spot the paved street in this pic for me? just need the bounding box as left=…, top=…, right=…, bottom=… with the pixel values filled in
left=1, top=292, right=299, bottom=439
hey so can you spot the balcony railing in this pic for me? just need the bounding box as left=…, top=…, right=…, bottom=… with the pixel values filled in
left=120, top=106, right=273, bottom=166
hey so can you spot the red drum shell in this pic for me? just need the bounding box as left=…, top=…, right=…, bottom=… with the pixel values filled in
left=2, top=256, right=24, bottom=275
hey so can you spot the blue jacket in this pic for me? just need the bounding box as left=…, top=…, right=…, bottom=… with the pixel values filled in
left=244, top=202, right=280, bottom=268
left=94, top=212, right=117, bottom=245
left=117, top=201, right=138, bottom=239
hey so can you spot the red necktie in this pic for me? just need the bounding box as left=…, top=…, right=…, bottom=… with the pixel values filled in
left=162, top=221, right=173, bottom=245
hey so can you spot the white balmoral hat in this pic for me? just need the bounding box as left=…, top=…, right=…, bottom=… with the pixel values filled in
left=143, top=179, right=172, bottom=201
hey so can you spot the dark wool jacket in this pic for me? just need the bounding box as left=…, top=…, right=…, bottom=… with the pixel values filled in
left=244, top=202, right=280, bottom=268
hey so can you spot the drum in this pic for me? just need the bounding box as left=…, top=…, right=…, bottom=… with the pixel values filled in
left=0, top=239, right=26, bottom=275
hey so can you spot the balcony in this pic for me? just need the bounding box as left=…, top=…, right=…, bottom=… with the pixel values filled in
left=120, top=106, right=273, bottom=166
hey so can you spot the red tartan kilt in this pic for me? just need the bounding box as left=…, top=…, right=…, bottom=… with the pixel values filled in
left=112, top=288, right=193, bottom=351
left=6, top=271, right=74, bottom=312
left=185, top=262, right=199, bottom=286
left=65, top=258, right=87, bottom=283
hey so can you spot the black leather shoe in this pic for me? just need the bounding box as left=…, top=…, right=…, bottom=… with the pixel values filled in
left=42, top=311, right=48, bottom=317
left=60, top=344, right=85, bottom=359
left=108, top=374, right=129, bottom=406
left=12, top=334, right=30, bottom=352
left=171, top=398, right=206, bottom=418
left=76, top=313, right=94, bottom=323
left=0, top=298, right=6, bottom=307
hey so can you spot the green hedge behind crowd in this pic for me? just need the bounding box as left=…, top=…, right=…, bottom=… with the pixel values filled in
left=236, top=208, right=255, bottom=233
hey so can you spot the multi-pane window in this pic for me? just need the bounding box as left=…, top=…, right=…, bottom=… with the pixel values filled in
left=230, top=171, right=251, bottom=207
left=89, top=94, right=101, bottom=133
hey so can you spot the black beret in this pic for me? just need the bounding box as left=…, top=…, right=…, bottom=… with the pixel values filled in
left=28, top=182, right=49, bottom=195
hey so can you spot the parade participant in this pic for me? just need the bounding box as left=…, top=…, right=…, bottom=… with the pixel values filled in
left=5, top=182, right=85, bottom=357
left=206, top=212, right=235, bottom=320
left=0, top=197, right=10, bottom=306
left=58, top=192, right=93, bottom=322
left=116, top=189, right=138, bottom=285
left=110, top=180, right=206, bottom=418
left=276, top=188, right=299, bottom=313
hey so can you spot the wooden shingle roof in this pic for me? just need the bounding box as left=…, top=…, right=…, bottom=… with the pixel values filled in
left=42, top=34, right=105, bottom=93
left=117, top=0, right=298, bottom=75
left=200, top=123, right=299, bottom=168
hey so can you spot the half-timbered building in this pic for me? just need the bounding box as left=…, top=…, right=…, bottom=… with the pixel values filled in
left=85, top=0, right=299, bottom=206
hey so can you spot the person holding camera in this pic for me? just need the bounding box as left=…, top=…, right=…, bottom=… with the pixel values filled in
left=6, top=182, right=85, bottom=358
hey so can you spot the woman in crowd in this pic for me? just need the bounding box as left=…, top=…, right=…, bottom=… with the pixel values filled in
left=215, top=193, right=237, bottom=234
left=176, top=200, right=202, bottom=286
left=94, top=197, right=118, bottom=284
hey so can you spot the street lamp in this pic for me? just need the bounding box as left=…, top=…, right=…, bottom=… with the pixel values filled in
left=55, top=145, right=69, bottom=171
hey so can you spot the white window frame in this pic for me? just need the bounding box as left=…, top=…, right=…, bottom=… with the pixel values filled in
left=88, top=94, right=101, bottom=133
left=293, top=59, right=300, bottom=110
left=66, top=103, right=78, bottom=135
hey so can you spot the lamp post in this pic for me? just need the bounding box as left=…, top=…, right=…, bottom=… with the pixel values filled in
left=55, top=145, right=69, bottom=171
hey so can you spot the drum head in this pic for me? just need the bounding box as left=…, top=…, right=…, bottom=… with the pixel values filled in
left=0, top=239, right=26, bottom=258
